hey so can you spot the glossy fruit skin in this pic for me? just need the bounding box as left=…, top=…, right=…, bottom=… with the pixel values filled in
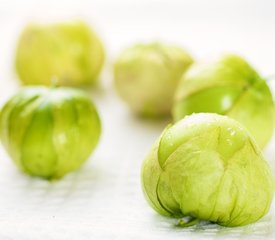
left=15, top=21, right=105, bottom=87
left=0, top=87, right=101, bottom=179
left=114, top=43, right=193, bottom=117
left=173, top=55, right=275, bottom=148
left=142, top=113, right=274, bottom=227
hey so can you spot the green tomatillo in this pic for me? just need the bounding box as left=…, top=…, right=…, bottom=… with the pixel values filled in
left=114, top=43, right=194, bottom=117
left=172, top=54, right=275, bottom=148
left=0, top=86, right=101, bottom=179
left=142, top=113, right=274, bottom=227
left=15, top=21, right=105, bottom=87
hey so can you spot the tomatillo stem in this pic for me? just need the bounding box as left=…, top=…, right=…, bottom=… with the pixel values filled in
left=176, top=218, right=199, bottom=228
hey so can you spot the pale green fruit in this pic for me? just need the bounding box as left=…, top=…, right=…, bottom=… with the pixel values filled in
left=15, top=21, right=104, bottom=86
left=173, top=54, right=275, bottom=148
left=114, top=43, right=193, bottom=117
left=0, top=86, right=101, bottom=179
left=142, top=113, right=274, bottom=227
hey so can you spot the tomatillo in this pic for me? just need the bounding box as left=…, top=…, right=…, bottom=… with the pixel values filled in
left=114, top=42, right=193, bottom=117
left=15, top=21, right=105, bottom=86
left=0, top=86, right=101, bottom=179
left=173, top=54, right=275, bottom=148
left=142, top=113, right=274, bottom=227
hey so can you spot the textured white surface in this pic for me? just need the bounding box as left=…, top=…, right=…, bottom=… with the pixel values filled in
left=0, top=0, right=275, bottom=239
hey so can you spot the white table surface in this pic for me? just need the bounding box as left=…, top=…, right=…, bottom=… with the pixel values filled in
left=0, top=0, right=275, bottom=239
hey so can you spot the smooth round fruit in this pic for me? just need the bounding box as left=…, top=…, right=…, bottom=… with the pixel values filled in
left=142, top=113, right=274, bottom=227
left=114, top=42, right=193, bottom=117
left=15, top=21, right=105, bottom=86
left=173, top=54, right=275, bottom=148
left=0, top=86, right=101, bottom=179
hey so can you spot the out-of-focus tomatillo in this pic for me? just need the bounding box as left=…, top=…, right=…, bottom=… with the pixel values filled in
left=0, top=87, right=101, bottom=179
left=15, top=21, right=105, bottom=87
left=173, top=54, right=275, bottom=148
left=114, top=43, right=194, bottom=117
left=141, top=113, right=274, bottom=227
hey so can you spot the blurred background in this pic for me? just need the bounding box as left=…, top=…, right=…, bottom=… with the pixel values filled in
left=1, top=0, right=275, bottom=98
left=0, top=0, right=275, bottom=239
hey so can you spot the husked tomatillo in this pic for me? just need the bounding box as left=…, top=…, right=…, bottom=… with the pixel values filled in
left=142, top=113, right=274, bottom=227
left=114, top=42, right=193, bottom=117
left=173, top=54, right=275, bottom=148
left=0, top=86, right=101, bottom=179
left=15, top=21, right=105, bottom=86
